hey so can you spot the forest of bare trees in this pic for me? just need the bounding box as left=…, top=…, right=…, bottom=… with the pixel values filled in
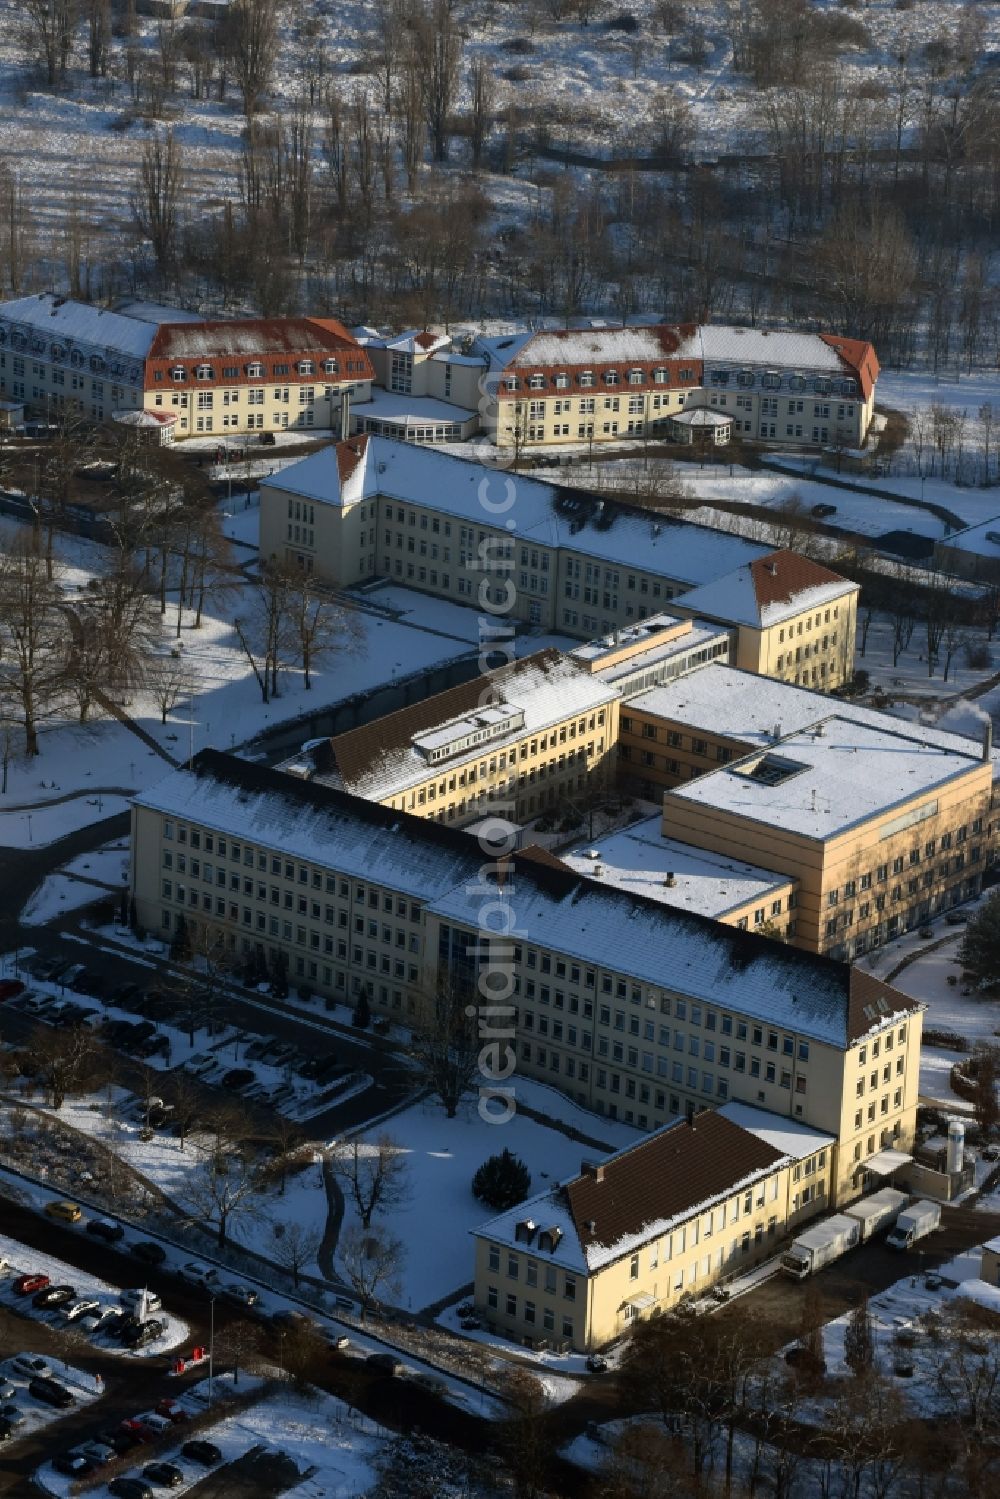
left=0, top=0, right=998, bottom=369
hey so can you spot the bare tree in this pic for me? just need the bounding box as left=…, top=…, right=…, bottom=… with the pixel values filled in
left=185, top=1130, right=262, bottom=1248
left=226, top=0, right=281, bottom=116
left=0, top=533, right=70, bottom=757
left=0, top=158, right=33, bottom=297
left=216, top=1316, right=262, bottom=1386
left=469, top=56, right=495, bottom=169
left=410, top=977, right=480, bottom=1118
left=498, top=1369, right=550, bottom=1499
left=133, top=130, right=184, bottom=274
left=284, top=568, right=362, bottom=691
left=410, top=0, right=461, bottom=163
left=86, top=0, right=110, bottom=78
left=146, top=652, right=194, bottom=726
left=27, top=1023, right=98, bottom=1110
left=233, top=563, right=294, bottom=702
left=271, top=1220, right=321, bottom=1289
left=332, top=1134, right=409, bottom=1231
left=338, top=1223, right=404, bottom=1319
left=24, top=0, right=76, bottom=88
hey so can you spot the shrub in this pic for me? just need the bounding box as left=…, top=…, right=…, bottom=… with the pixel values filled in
left=607, top=12, right=639, bottom=32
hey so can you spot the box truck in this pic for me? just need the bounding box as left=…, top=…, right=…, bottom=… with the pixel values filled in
left=780, top=1214, right=861, bottom=1280
left=843, top=1188, right=909, bottom=1243
left=885, top=1199, right=941, bottom=1250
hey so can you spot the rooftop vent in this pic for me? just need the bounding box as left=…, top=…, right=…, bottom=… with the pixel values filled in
left=664, top=872, right=676, bottom=887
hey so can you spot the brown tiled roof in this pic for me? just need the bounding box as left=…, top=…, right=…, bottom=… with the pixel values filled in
left=819, top=334, right=880, bottom=400
left=847, top=967, right=919, bottom=1043
left=326, top=649, right=564, bottom=790
left=336, top=434, right=369, bottom=485
left=516, top=843, right=570, bottom=872
left=751, top=550, right=855, bottom=614
left=148, top=318, right=367, bottom=360
left=566, top=1111, right=785, bottom=1258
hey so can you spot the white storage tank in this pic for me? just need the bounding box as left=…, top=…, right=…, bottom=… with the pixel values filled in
left=947, top=1120, right=965, bottom=1174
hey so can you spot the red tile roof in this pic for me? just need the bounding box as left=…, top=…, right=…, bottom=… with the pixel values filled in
left=751, top=550, right=854, bottom=614
left=819, top=334, right=880, bottom=401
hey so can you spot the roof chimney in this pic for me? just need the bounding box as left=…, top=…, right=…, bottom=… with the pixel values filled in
left=582, top=1160, right=605, bottom=1183
left=340, top=389, right=351, bottom=440
left=767, top=561, right=778, bottom=576
left=983, top=720, right=993, bottom=763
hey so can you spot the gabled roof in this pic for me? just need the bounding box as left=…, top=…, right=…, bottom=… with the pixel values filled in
left=475, top=1112, right=791, bottom=1273
left=674, top=549, right=857, bottom=630
left=819, top=334, right=880, bottom=401
left=147, top=318, right=368, bottom=360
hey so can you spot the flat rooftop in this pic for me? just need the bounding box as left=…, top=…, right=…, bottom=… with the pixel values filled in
left=629, top=663, right=986, bottom=757
left=352, top=387, right=476, bottom=425
left=666, top=713, right=985, bottom=840
left=559, top=815, right=792, bottom=919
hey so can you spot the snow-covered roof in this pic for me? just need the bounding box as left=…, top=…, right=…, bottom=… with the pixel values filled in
left=363, top=328, right=452, bottom=356
left=717, top=1102, right=835, bottom=1161
left=112, top=408, right=176, bottom=427
left=956, top=1278, right=1000, bottom=1316
left=559, top=816, right=793, bottom=919
left=667, top=713, right=986, bottom=841
left=265, top=436, right=769, bottom=587
left=675, top=550, right=857, bottom=630
left=0, top=293, right=157, bottom=360
left=697, top=325, right=847, bottom=371
left=112, top=300, right=203, bottom=325
left=353, top=388, right=476, bottom=425
left=137, top=751, right=916, bottom=1050
left=936, top=515, right=1000, bottom=557
left=317, top=650, right=618, bottom=800
left=473, top=1112, right=792, bottom=1274
left=672, top=406, right=732, bottom=428
left=629, top=663, right=987, bottom=759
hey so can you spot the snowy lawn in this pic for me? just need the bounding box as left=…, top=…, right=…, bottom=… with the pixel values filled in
left=856, top=612, right=999, bottom=702
left=22, top=840, right=130, bottom=926
left=336, top=1094, right=632, bottom=1313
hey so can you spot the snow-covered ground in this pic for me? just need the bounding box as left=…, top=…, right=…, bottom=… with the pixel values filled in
left=22, top=839, right=131, bottom=925
left=336, top=1092, right=634, bottom=1312
left=857, top=898, right=1000, bottom=1110
left=856, top=612, right=999, bottom=702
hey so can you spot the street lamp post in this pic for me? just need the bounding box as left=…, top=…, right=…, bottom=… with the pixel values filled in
left=208, top=1294, right=215, bottom=1404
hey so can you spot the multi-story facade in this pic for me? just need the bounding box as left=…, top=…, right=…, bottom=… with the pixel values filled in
left=480, top=324, right=879, bottom=452
left=130, top=751, right=924, bottom=1208
left=281, top=649, right=619, bottom=828
left=0, top=295, right=374, bottom=438
left=472, top=1107, right=834, bottom=1351
left=260, top=437, right=857, bottom=681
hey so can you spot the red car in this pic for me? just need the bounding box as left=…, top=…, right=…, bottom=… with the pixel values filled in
left=13, top=1274, right=50, bottom=1296
left=154, top=1398, right=189, bottom=1423
left=0, top=980, right=24, bottom=1001
left=119, top=1418, right=155, bottom=1443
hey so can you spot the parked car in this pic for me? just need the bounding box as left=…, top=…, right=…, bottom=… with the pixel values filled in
left=366, top=1353, right=403, bottom=1376
left=585, top=1354, right=609, bottom=1373
left=44, top=1199, right=82, bottom=1225
left=132, top=1412, right=174, bottom=1436
left=0, top=1404, right=24, bottom=1426
left=11, top=1354, right=51, bottom=1377
left=184, top=1052, right=217, bottom=1075
left=221, top=1068, right=254, bottom=1089
left=120, top=1288, right=162, bottom=1314
left=12, top=1274, right=49, bottom=1295
left=77, top=1439, right=116, bottom=1466
left=53, top=1453, right=95, bottom=1477
left=945, top=910, right=968, bottom=924
left=179, top=1263, right=221, bottom=1290
left=329, top=1334, right=350, bottom=1351
left=0, top=979, right=25, bottom=1001
left=811, top=503, right=837, bottom=518
left=919, top=926, right=934, bottom=938
left=260, top=430, right=276, bottom=446
left=244, top=1039, right=270, bottom=1061
left=221, top=1282, right=258, bottom=1308
left=122, top=1318, right=166, bottom=1349
left=98, top=1426, right=142, bottom=1455
left=154, top=1397, right=189, bottom=1424
left=62, top=1298, right=102, bottom=1322
left=33, top=1284, right=76, bottom=1309
left=28, top=1376, right=75, bottom=1409
left=143, top=1461, right=184, bottom=1488
left=120, top=1418, right=157, bottom=1443
left=109, top=1480, right=155, bottom=1499
left=87, top=1217, right=125, bottom=1243
left=130, top=1240, right=166, bottom=1266
left=182, top=1438, right=223, bottom=1466
left=925, top=1272, right=945, bottom=1291
left=460, top=1317, right=481, bottom=1330
left=0, top=1384, right=16, bottom=1403
left=57, top=963, right=86, bottom=988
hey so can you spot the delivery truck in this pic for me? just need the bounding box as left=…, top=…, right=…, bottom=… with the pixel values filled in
left=780, top=1214, right=861, bottom=1279
left=885, top=1199, right=941, bottom=1250
left=843, top=1188, right=909, bottom=1243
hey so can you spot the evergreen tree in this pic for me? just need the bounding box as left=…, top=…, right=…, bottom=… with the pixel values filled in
left=958, top=894, right=1000, bottom=987
left=353, top=991, right=371, bottom=1029
left=472, top=1148, right=531, bottom=1210
left=170, top=913, right=191, bottom=961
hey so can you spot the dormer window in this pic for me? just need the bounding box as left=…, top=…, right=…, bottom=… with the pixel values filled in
left=553, top=373, right=569, bottom=389
left=223, top=365, right=238, bottom=379
left=604, top=370, right=619, bottom=386
left=789, top=374, right=805, bottom=391
left=171, top=366, right=187, bottom=383
left=505, top=376, right=519, bottom=391
left=89, top=353, right=104, bottom=372
left=247, top=361, right=264, bottom=378
left=323, top=357, right=340, bottom=375
left=737, top=369, right=753, bottom=388
left=195, top=364, right=214, bottom=380
left=578, top=370, right=594, bottom=388
left=298, top=360, right=315, bottom=375
left=50, top=344, right=66, bottom=361
left=628, top=368, right=643, bottom=385
left=653, top=367, right=668, bottom=384
left=814, top=376, right=831, bottom=394
left=515, top=1219, right=538, bottom=1245
left=841, top=378, right=858, bottom=397
left=70, top=349, right=83, bottom=368
left=528, top=373, right=545, bottom=390
left=538, top=1225, right=563, bottom=1253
